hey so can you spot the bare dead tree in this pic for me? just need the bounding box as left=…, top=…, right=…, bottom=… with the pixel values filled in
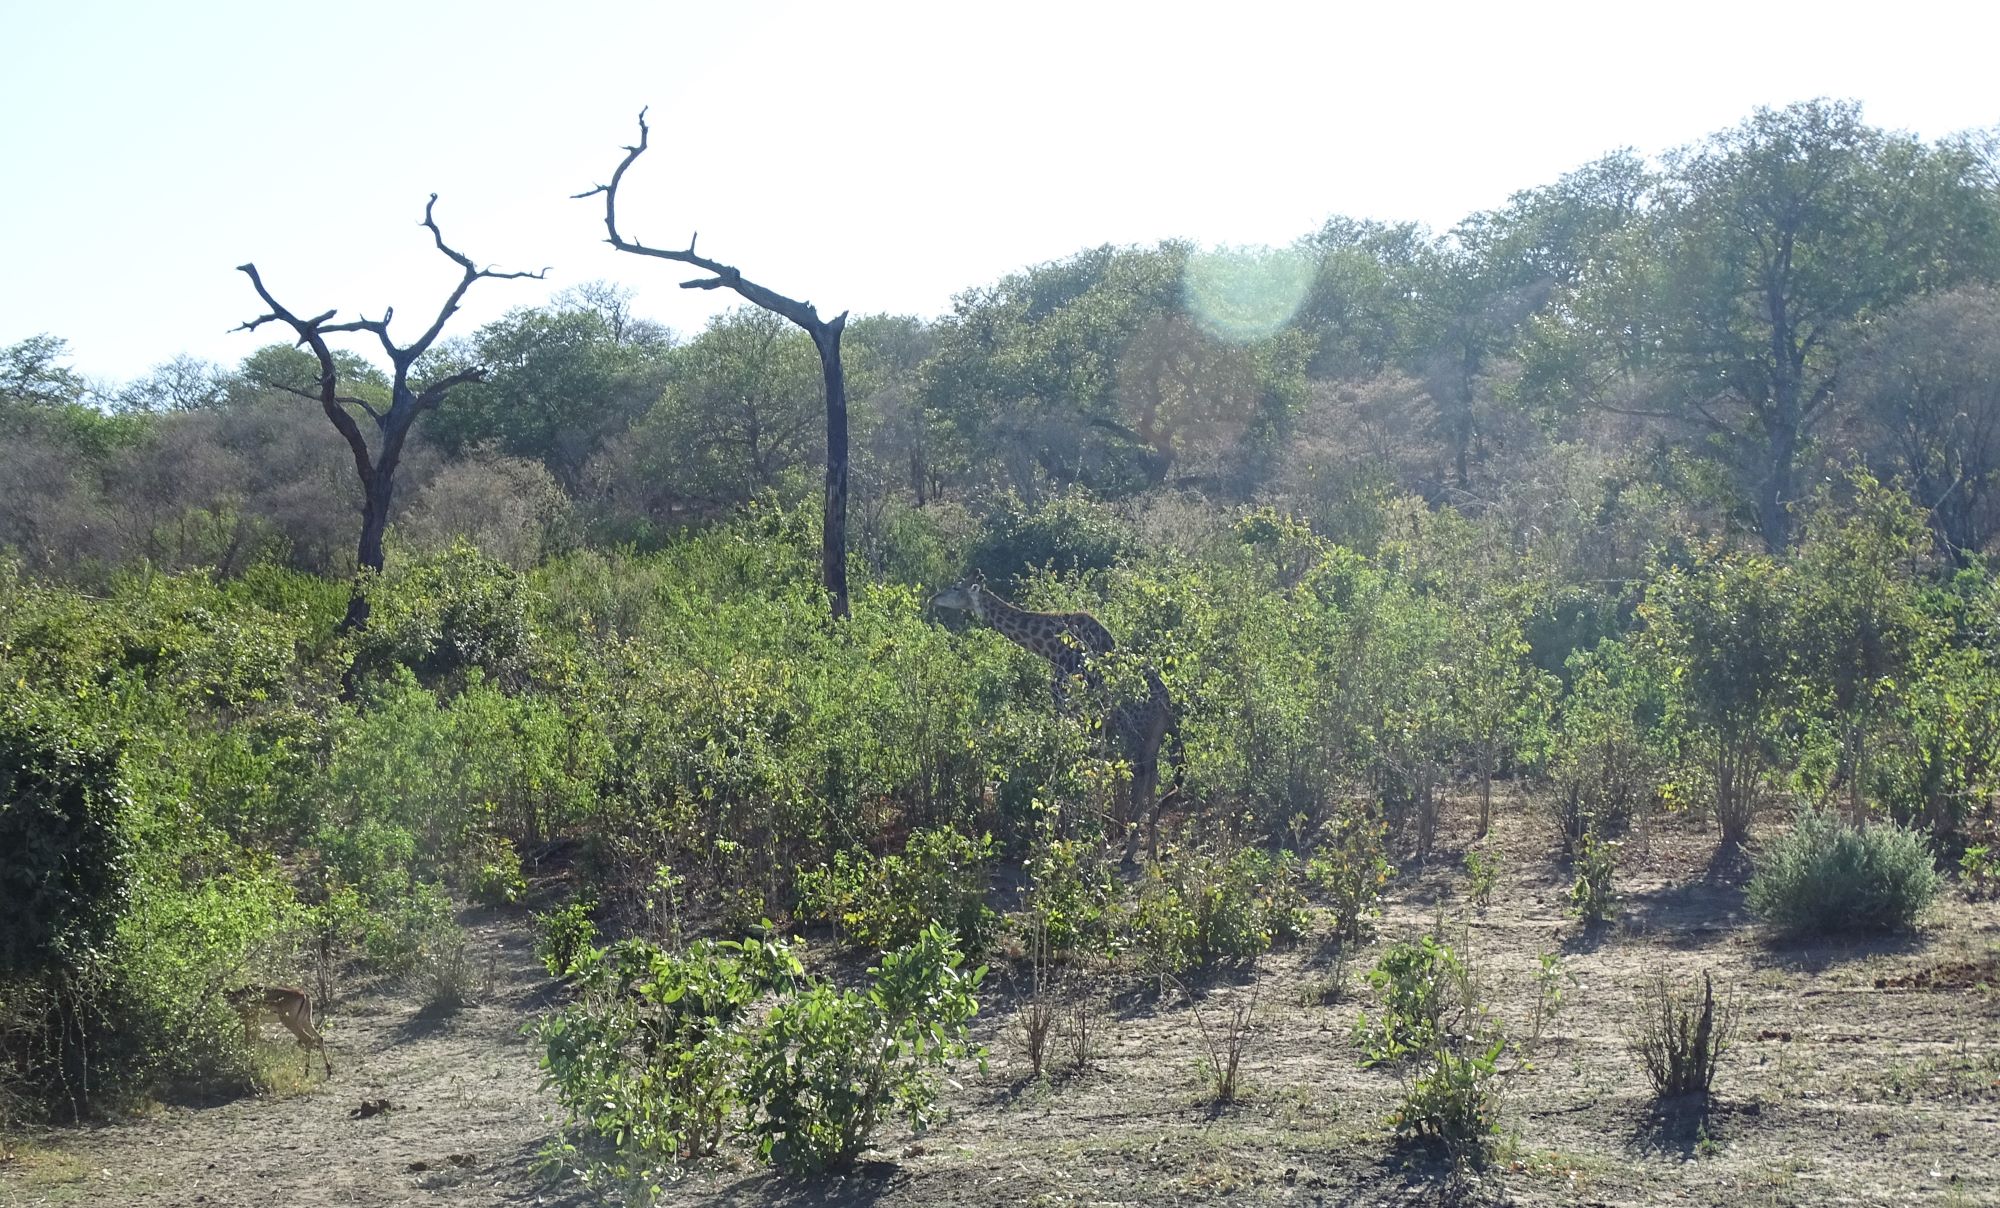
left=579, top=108, right=852, bottom=619
left=235, top=195, right=545, bottom=632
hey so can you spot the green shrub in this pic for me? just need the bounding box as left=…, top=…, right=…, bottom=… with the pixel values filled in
left=797, top=827, right=996, bottom=951
left=1354, top=936, right=1463, bottom=1065
left=1566, top=833, right=1619, bottom=924
left=742, top=924, right=984, bottom=1173
left=1354, top=935, right=1505, bottom=1152
left=1962, top=843, right=2000, bottom=900
left=1306, top=810, right=1392, bottom=942
left=540, top=925, right=984, bottom=1184
left=470, top=836, right=528, bottom=906
left=1462, top=851, right=1498, bottom=910
left=0, top=704, right=131, bottom=978
left=1130, top=845, right=1300, bottom=973
left=538, top=935, right=800, bottom=1196
left=1747, top=809, right=1942, bottom=934
left=1393, top=1041, right=1504, bottom=1144
left=350, top=541, right=530, bottom=693
left=416, top=917, right=477, bottom=1013
left=966, top=491, right=1135, bottom=586
left=1020, top=833, right=1122, bottom=957
left=534, top=897, right=599, bottom=978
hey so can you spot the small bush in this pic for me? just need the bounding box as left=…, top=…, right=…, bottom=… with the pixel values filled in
left=1962, top=843, right=2000, bottom=901
left=1528, top=951, right=1574, bottom=1054
left=1393, top=1041, right=1504, bottom=1144
left=1021, top=835, right=1121, bottom=958
left=966, top=491, right=1135, bottom=586
left=1355, top=934, right=1505, bottom=1152
left=537, top=935, right=801, bottom=1195
left=1566, top=833, right=1619, bottom=924
left=1462, top=851, right=1498, bottom=910
left=1176, top=969, right=1260, bottom=1106
left=798, top=827, right=996, bottom=952
left=1130, top=845, right=1301, bottom=973
left=470, top=836, right=528, bottom=906
left=534, top=897, right=599, bottom=978
left=539, top=925, right=982, bottom=1183
left=1354, top=936, right=1463, bottom=1065
left=1630, top=970, right=1737, bottom=1099
left=742, top=924, right=985, bottom=1173
left=1747, top=810, right=1942, bottom=934
left=1307, top=810, right=1392, bottom=942
left=417, top=919, right=476, bottom=1012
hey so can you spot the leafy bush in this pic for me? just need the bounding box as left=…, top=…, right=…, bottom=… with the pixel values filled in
left=1354, top=934, right=1505, bottom=1150
left=1020, top=833, right=1122, bottom=957
left=1394, top=1041, right=1504, bottom=1144
left=0, top=703, right=131, bottom=978
left=1629, top=970, right=1737, bottom=1099
left=539, top=925, right=984, bottom=1183
left=1354, top=936, right=1464, bottom=1066
left=1461, top=850, right=1498, bottom=910
left=742, top=924, right=985, bottom=1173
left=1566, top=833, right=1619, bottom=924
left=1746, top=809, right=1942, bottom=934
left=350, top=541, right=531, bottom=693
left=534, top=897, right=599, bottom=978
left=966, top=491, right=1135, bottom=586
left=797, top=827, right=996, bottom=951
left=416, top=917, right=477, bottom=1013
left=1307, top=810, right=1392, bottom=942
left=470, top=836, right=528, bottom=905
left=1544, top=639, right=1669, bottom=855
left=1130, top=845, right=1302, bottom=973
left=1962, top=842, right=2000, bottom=900
left=539, top=935, right=800, bottom=1194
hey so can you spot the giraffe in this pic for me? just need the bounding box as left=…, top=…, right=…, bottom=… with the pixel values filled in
left=929, top=570, right=1184, bottom=862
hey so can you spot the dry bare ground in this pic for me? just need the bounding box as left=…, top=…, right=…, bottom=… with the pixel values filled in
left=5, top=804, right=1998, bottom=1207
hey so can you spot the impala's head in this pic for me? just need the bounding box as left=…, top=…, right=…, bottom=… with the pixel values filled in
left=929, top=570, right=988, bottom=617
left=223, top=985, right=259, bottom=1010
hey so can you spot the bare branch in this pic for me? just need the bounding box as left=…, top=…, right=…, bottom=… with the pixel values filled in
left=414, top=367, right=487, bottom=410
left=580, top=109, right=845, bottom=338
left=399, top=194, right=548, bottom=362
left=263, top=381, right=386, bottom=422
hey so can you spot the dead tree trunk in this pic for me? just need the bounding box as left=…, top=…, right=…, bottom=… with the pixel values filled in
left=580, top=109, right=852, bottom=620
left=235, top=195, right=544, bottom=633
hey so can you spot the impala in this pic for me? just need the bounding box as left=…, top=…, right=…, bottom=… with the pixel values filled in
left=226, top=985, right=332, bottom=1078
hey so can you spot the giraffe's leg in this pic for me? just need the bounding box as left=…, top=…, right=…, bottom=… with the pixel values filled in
left=1121, top=742, right=1160, bottom=866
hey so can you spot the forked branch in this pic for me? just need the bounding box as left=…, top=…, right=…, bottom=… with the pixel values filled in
left=575, top=108, right=847, bottom=341
left=232, top=195, right=544, bottom=635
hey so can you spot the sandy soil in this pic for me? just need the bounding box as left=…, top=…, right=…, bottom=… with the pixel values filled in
left=5, top=804, right=1998, bottom=1207
left=0, top=911, right=572, bottom=1208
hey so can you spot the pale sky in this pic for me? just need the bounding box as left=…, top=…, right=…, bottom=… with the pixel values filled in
left=3, top=0, right=1996, bottom=384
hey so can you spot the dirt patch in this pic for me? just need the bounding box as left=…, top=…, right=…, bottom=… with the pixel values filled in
left=5, top=805, right=1999, bottom=1207
left=1874, top=957, right=2000, bottom=992
left=0, top=909, right=575, bottom=1208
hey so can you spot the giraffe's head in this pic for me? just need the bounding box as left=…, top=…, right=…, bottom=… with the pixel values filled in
left=929, top=570, right=988, bottom=618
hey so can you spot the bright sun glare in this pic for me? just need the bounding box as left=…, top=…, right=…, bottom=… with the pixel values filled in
left=1181, top=246, right=1315, bottom=344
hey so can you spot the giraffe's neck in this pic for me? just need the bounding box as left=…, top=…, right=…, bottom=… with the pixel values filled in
left=969, top=588, right=1116, bottom=670
left=972, top=589, right=1050, bottom=654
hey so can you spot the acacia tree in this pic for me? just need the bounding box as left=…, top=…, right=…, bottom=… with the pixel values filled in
left=580, top=110, right=854, bottom=619
left=1647, top=101, right=1999, bottom=551
left=235, top=195, right=543, bottom=631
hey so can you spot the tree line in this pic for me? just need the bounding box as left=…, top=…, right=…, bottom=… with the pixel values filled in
left=4, top=98, right=1996, bottom=598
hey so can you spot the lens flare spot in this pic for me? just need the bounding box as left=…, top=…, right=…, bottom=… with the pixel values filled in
left=1182, top=245, right=1312, bottom=343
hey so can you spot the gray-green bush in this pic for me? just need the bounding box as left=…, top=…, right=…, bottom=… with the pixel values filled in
left=1747, top=809, right=1942, bottom=934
